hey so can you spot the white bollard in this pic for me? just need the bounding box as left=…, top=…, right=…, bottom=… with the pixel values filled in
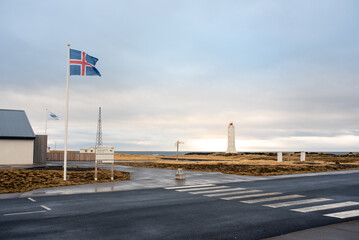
left=175, top=168, right=186, bottom=180
left=300, top=151, right=306, bottom=161
left=277, top=152, right=282, bottom=162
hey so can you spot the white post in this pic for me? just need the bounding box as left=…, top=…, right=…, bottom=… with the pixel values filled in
left=111, top=162, right=114, bottom=181
left=63, top=44, right=70, bottom=181
left=300, top=151, right=306, bottom=162
left=277, top=152, right=282, bottom=162
left=95, top=159, right=98, bottom=181
left=176, top=141, right=179, bottom=161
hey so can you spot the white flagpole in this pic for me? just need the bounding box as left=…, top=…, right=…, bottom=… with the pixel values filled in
left=64, top=44, right=70, bottom=181
left=45, top=108, right=48, bottom=135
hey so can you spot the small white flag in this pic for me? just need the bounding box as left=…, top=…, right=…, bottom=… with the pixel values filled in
left=47, top=110, right=60, bottom=120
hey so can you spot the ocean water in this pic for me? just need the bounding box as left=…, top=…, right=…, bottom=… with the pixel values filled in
left=116, top=151, right=192, bottom=156
left=115, top=151, right=358, bottom=156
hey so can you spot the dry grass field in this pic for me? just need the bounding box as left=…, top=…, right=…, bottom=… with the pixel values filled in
left=0, top=167, right=130, bottom=194
left=115, top=152, right=359, bottom=176
left=2, top=153, right=358, bottom=194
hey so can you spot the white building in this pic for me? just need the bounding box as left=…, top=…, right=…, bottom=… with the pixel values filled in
left=0, top=109, right=36, bottom=165
left=80, top=147, right=96, bottom=153
left=227, top=122, right=237, bottom=153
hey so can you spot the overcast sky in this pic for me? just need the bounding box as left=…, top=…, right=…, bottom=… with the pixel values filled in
left=1, top=0, right=359, bottom=151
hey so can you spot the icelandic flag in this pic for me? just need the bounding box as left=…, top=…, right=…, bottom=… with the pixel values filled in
left=69, top=49, right=101, bottom=76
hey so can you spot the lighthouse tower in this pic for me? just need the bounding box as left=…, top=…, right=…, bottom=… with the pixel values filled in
left=227, top=122, right=237, bottom=153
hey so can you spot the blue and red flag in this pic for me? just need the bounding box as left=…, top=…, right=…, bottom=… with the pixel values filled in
left=69, top=49, right=101, bottom=76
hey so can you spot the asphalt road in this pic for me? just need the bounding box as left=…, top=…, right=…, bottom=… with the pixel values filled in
left=1, top=171, right=359, bottom=239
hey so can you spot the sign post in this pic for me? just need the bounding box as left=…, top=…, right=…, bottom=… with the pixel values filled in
left=95, top=158, right=98, bottom=181
left=95, top=146, right=115, bottom=181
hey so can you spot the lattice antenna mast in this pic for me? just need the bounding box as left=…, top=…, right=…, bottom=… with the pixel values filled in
left=96, top=107, right=102, bottom=146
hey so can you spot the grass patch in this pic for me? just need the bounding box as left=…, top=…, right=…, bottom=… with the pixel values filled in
left=114, top=152, right=359, bottom=176
left=116, top=162, right=359, bottom=176
left=0, top=167, right=130, bottom=194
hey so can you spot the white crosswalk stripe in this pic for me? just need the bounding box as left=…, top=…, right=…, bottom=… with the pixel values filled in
left=204, top=190, right=262, bottom=197
left=241, top=195, right=305, bottom=204
left=264, top=198, right=332, bottom=208
left=176, top=186, right=228, bottom=192
left=221, top=192, right=282, bottom=200
left=165, top=184, right=359, bottom=220
left=189, top=187, right=246, bottom=195
left=165, top=184, right=215, bottom=190
left=291, top=201, right=359, bottom=213
left=324, top=209, right=359, bottom=219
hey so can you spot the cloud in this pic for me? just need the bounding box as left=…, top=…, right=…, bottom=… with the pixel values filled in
left=1, top=0, right=359, bottom=151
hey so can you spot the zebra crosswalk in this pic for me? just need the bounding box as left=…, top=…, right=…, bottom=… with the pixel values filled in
left=291, top=201, right=359, bottom=213
left=241, top=194, right=305, bottom=204
left=264, top=198, right=332, bottom=208
left=205, top=190, right=262, bottom=197
left=164, top=184, right=215, bottom=190
left=189, top=187, right=245, bottom=195
left=221, top=192, right=282, bottom=201
left=324, top=209, right=359, bottom=219
left=176, top=186, right=228, bottom=192
left=164, top=184, right=359, bottom=220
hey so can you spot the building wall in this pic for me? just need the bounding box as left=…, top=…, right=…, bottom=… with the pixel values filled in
left=34, top=135, right=47, bottom=165
left=0, top=139, right=34, bottom=165
left=47, top=151, right=95, bottom=161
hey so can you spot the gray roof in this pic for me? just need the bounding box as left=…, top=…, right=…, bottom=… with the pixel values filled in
left=0, top=109, right=35, bottom=139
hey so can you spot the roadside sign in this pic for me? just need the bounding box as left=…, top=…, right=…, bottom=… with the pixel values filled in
left=96, top=146, right=114, bottom=162
left=95, top=145, right=115, bottom=181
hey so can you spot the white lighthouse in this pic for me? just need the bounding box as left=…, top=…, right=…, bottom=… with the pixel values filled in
left=227, top=122, right=237, bottom=153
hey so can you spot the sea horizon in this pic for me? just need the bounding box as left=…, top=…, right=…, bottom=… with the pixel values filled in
left=115, top=151, right=359, bottom=156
